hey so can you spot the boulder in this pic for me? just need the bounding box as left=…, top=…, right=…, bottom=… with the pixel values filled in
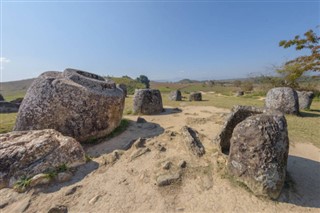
left=169, top=90, right=182, bottom=101
left=0, top=101, right=19, bottom=113
left=297, top=91, right=314, bottom=110
left=0, top=129, right=85, bottom=189
left=0, top=94, right=4, bottom=101
left=215, top=105, right=264, bottom=154
left=14, top=68, right=125, bottom=142
left=265, top=87, right=299, bottom=115
left=189, top=92, right=202, bottom=101
left=133, top=89, right=163, bottom=115
left=228, top=113, right=289, bottom=199
left=117, top=83, right=127, bottom=97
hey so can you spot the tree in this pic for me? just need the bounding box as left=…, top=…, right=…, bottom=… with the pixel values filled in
left=136, top=75, right=150, bottom=89
left=278, top=29, right=319, bottom=84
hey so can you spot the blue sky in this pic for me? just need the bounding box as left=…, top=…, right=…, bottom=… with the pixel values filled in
left=0, top=0, right=319, bottom=82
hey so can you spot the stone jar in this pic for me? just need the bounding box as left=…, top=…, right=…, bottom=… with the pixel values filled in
left=133, top=89, right=163, bottom=115
left=189, top=92, right=202, bottom=101
left=297, top=91, right=314, bottom=110
left=228, top=113, right=289, bottom=199
left=169, top=90, right=182, bottom=101
left=14, top=68, right=125, bottom=142
left=265, top=87, right=299, bottom=115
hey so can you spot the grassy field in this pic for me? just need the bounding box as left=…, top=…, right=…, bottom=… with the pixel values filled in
left=1, top=84, right=319, bottom=148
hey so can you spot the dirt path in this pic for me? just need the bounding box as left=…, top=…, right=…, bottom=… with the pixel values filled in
left=0, top=105, right=319, bottom=213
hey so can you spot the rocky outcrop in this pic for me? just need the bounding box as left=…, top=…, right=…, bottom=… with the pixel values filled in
left=169, top=90, right=182, bottom=101
left=0, top=101, right=19, bottom=113
left=215, top=105, right=264, bottom=154
left=297, top=91, right=314, bottom=110
left=0, top=94, right=4, bottom=101
left=14, top=68, right=125, bottom=142
left=265, top=87, right=299, bottom=115
left=189, top=92, right=202, bottom=101
left=0, top=129, right=85, bottom=189
left=133, top=89, right=163, bottom=115
left=228, top=113, right=289, bottom=199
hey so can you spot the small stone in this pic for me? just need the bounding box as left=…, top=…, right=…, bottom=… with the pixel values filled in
left=65, top=185, right=82, bottom=196
left=162, top=161, right=171, bottom=170
left=56, top=172, right=73, bottom=183
left=48, top=205, right=68, bottom=213
left=30, top=173, right=51, bottom=187
left=157, top=144, right=166, bottom=152
left=178, top=160, right=187, bottom=168
left=156, top=172, right=181, bottom=186
left=134, top=138, right=146, bottom=148
left=130, top=148, right=150, bottom=161
left=89, top=195, right=101, bottom=205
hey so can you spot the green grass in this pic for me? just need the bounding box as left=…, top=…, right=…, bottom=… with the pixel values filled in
left=0, top=113, right=17, bottom=133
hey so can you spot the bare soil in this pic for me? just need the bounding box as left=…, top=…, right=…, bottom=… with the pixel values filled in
left=0, top=105, right=319, bottom=213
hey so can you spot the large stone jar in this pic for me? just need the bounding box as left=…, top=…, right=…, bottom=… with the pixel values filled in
left=297, top=91, right=314, bottom=110
left=14, top=68, right=125, bottom=142
left=133, top=89, right=163, bottom=115
left=265, top=87, right=299, bottom=115
left=228, top=113, right=289, bottom=199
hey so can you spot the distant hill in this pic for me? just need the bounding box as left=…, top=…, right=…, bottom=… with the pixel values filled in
left=0, top=79, right=34, bottom=101
left=178, top=79, right=201, bottom=84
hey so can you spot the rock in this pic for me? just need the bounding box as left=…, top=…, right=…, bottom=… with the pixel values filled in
left=14, top=68, right=125, bottom=142
left=228, top=113, right=289, bottom=199
left=136, top=117, right=147, bottom=123
left=168, top=90, right=182, bottom=101
left=29, top=173, right=51, bottom=187
left=178, top=160, right=187, bottom=168
left=157, top=144, right=166, bottom=152
left=134, top=138, right=147, bottom=148
left=235, top=91, right=244, bottom=97
left=133, top=89, right=163, bottom=115
left=162, top=161, right=172, bottom=170
left=0, top=101, right=19, bottom=113
left=297, top=91, right=314, bottom=110
left=65, top=185, right=82, bottom=196
left=181, top=126, right=205, bottom=157
left=48, top=205, right=68, bottom=213
left=189, top=92, right=202, bottom=101
left=117, top=83, right=127, bottom=97
left=265, top=87, right=299, bottom=115
left=0, top=94, right=4, bottom=101
left=89, top=195, right=101, bottom=205
left=56, top=172, right=73, bottom=183
left=156, top=172, right=181, bottom=186
left=102, top=150, right=124, bottom=165
left=130, top=148, right=151, bottom=161
left=215, top=105, right=264, bottom=154
left=0, top=129, right=85, bottom=189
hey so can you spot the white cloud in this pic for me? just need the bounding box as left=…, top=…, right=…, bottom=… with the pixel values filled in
left=0, top=57, right=10, bottom=63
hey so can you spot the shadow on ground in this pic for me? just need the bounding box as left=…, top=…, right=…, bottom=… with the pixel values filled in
left=84, top=120, right=164, bottom=157
left=40, top=160, right=99, bottom=194
left=279, top=155, right=320, bottom=208
left=300, top=110, right=320, bottom=118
